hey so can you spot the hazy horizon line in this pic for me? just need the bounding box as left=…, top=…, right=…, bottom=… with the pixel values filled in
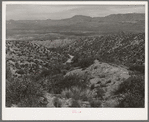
left=6, top=12, right=145, bottom=21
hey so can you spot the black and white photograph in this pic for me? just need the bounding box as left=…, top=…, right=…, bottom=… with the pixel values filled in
left=2, top=1, right=148, bottom=120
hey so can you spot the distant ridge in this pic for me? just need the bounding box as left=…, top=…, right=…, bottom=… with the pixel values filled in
left=7, top=13, right=145, bottom=21
left=7, top=13, right=145, bottom=33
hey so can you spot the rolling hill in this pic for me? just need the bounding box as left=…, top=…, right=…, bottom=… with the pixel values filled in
left=6, top=12, right=145, bottom=108
left=7, top=13, right=145, bottom=33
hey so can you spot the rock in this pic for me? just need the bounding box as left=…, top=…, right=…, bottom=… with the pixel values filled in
left=43, top=59, right=130, bottom=108
left=90, top=77, right=101, bottom=84
left=52, top=97, right=62, bottom=107
left=65, top=69, right=84, bottom=77
left=44, top=93, right=55, bottom=107
left=100, top=83, right=107, bottom=87
left=39, top=97, right=48, bottom=105
left=94, top=84, right=100, bottom=88
left=94, top=60, right=99, bottom=64
left=89, top=99, right=102, bottom=107
left=106, top=80, right=112, bottom=84
left=90, top=84, right=95, bottom=90
left=81, top=101, right=91, bottom=107
left=104, top=98, right=120, bottom=107
left=11, top=104, right=18, bottom=107
left=66, top=98, right=80, bottom=107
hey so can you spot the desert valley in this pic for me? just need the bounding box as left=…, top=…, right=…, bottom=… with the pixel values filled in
left=6, top=13, right=145, bottom=108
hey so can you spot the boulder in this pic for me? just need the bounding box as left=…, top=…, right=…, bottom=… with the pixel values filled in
left=90, top=77, right=101, bottom=84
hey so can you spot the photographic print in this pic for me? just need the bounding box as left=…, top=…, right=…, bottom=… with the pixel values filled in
left=2, top=1, right=148, bottom=120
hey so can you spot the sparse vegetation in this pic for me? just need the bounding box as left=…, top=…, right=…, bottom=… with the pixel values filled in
left=114, top=75, right=144, bottom=107
left=89, top=99, right=102, bottom=107
left=6, top=76, right=45, bottom=107
left=77, top=57, right=95, bottom=69
left=52, top=97, right=62, bottom=107
left=61, top=87, right=89, bottom=101
left=129, top=64, right=144, bottom=73
left=49, top=74, right=88, bottom=94
left=6, top=32, right=145, bottom=108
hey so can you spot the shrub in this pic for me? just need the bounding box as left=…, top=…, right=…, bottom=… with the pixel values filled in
left=69, top=99, right=80, bottom=107
left=115, top=75, right=144, bottom=107
left=129, top=65, right=144, bottom=73
left=95, top=87, right=105, bottom=99
left=61, top=89, right=73, bottom=99
left=71, top=54, right=79, bottom=63
left=6, top=77, right=44, bottom=107
left=61, top=86, right=103, bottom=107
left=51, top=74, right=88, bottom=94
left=39, top=69, right=52, bottom=77
left=39, top=67, right=61, bottom=78
left=77, top=57, right=94, bottom=69
left=115, top=76, right=144, bottom=95
left=17, top=68, right=25, bottom=74
left=89, top=99, right=101, bottom=107
left=117, top=91, right=144, bottom=108
left=61, top=86, right=90, bottom=101
left=52, top=97, right=62, bottom=107
left=6, top=66, right=13, bottom=81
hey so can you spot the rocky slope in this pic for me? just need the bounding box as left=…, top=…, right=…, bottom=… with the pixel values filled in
left=6, top=32, right=145, bottom=108
left=42, top=60, right=130, bottom=107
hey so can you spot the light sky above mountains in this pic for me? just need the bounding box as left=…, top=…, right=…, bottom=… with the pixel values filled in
left=6, top=5, right=145, bottom=20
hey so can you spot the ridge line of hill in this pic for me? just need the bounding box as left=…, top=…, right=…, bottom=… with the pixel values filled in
left=7, top=13, right=145, bottom=21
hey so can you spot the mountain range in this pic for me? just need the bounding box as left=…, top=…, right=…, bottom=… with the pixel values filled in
left=7, top=13, right=145, bottom=33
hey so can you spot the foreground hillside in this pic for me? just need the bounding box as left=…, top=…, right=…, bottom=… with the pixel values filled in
left=6, top=32, right=145, bottom=107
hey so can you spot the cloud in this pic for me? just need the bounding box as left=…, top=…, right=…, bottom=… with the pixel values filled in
left=6, top=5, right=145, bottom=20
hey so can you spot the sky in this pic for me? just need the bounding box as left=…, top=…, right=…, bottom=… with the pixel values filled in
left=6, top=5, right=145, bottom=20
